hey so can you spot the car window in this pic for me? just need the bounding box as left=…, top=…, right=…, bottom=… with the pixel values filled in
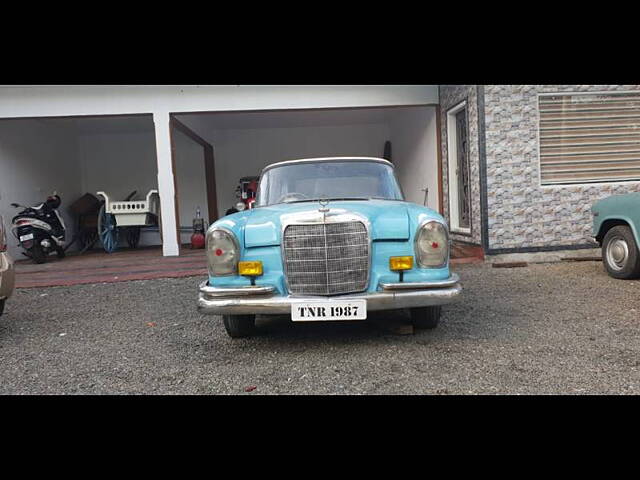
left=257, top=160, right=403, bottom=206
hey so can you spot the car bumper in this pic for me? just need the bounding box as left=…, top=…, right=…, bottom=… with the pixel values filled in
left=197, top=274, right=462, bottom=316
left=0, top=252, right=15, bottom=300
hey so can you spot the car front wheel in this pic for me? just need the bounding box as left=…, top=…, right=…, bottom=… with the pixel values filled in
left=409, top=306, right=441, bottom=330
left=603, top=225, right=640, bottom=279
left=223, top=314, right=256, bottom=338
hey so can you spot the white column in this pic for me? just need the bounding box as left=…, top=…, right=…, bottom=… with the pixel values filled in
left=153, top=111, right=180, bottom=256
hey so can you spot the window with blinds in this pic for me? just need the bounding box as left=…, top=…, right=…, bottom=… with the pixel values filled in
left=539, top=91, right=640, bottom=185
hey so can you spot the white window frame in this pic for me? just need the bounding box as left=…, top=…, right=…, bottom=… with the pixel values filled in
left=537, top=90, right=640, bottom=189
left=446, top=100, right=471, bottom=234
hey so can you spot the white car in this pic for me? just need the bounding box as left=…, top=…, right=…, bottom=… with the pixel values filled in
left=0, top=215, right=15, bottom=316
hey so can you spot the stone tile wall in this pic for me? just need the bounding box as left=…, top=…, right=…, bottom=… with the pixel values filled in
left=484, top=85, right=640, bottom=250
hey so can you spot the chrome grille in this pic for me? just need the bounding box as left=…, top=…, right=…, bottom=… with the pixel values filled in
left=283, top=221, right=369, bottom=295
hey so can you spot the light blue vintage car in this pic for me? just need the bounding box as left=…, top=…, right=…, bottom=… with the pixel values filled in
left=198, top=157, right=462, bottom=338
left=592, top=192, right=640, bottom=279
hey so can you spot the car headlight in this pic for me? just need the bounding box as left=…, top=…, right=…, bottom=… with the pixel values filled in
left=206, top=227, right=240, bottom=276
left=415, top=221, right=449, bottom=268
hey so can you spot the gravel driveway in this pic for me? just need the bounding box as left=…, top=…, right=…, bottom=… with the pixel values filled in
left=1, top=260, right=639, bottom=394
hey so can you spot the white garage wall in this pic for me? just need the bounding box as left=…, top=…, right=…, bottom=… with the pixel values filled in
left=77, top=130, right=161, bottom=247
left=180, top=107, right=439, bottom=219
left=389, top=106, right=439, bottom=211
left=0, top=119, right=82, bottom=259
left=78, top=131, right=158, bottom=202
left=214, top=124, right=389, bottom=215
left=208, top=123, right=391, bottom=213
left=77, top=125, right=211, bottom=247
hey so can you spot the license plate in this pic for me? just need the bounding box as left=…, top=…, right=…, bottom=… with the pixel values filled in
left=20, top=233, right=34, bottom=241
left=291, top=299, right=367, bottom=321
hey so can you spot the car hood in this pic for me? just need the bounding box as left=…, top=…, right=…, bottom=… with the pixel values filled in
left=243, top=200, right=417, bottom=247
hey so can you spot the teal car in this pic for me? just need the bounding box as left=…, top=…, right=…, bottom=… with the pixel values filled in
left=592, top=192, right=640, bottom=279
left=198, top=157, right=462, bottom=338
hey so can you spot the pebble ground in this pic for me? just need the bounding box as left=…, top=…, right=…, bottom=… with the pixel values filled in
left=1, top=260, right=639, bottom=394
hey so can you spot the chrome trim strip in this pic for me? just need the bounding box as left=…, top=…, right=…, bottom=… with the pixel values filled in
left=261, top=157, right=394, bottom=175
left=198, top=282, right=462, bottom=316
left=380, top=273, right=460, bottom=290
left=199, top=281, right=275, bottom=297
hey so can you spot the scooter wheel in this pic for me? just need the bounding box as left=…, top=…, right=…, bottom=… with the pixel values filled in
left=56, top=247, right=66, bottom=259
left=31, top=245, right=46, bottom=264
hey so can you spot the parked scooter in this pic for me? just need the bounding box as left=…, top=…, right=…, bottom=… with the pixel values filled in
left=10, top=193, right=67, bottom=264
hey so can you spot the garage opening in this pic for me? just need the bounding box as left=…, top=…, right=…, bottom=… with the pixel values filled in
left=173, top=105, right=441, bottom=224
left=1, top=105, right=447, bottom=286
left=0, top=114, right=166, bottom=261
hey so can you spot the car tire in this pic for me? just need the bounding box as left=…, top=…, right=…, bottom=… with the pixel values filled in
left=410, top=306, right=441, bottom=330
left=602, top=225, right=640, bottom=279
left=223, top=314, right=256, bottom=338
left=0, top=299, right=4, bottom=316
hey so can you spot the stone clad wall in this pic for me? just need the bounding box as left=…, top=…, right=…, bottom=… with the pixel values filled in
left=439, top=85, right=482, bottom=246
left=484, top=85, right=640, bottom=251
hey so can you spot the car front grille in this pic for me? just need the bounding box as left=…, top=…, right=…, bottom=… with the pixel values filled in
left=283, top=221, right=370, bottom=295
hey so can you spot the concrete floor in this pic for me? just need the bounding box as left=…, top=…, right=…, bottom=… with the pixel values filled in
left=2, top=260, right=638, bottom=394
left=14, top=246, right=207, bottom=288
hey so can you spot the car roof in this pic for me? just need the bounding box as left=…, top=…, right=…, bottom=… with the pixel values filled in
left=261, top=156, right=393, bottom=174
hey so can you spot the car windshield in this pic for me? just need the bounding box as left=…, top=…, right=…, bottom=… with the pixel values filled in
left=256, top=160, right=404, bottom=207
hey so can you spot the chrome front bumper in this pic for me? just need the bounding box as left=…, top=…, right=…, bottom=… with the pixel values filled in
left=0, top=252, right=15, bottom=300
left=197, top=274, right=462, bottom=316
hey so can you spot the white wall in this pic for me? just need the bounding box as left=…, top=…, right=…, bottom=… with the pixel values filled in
left=208, top=123, right=391, bottom=214
left=389, top=107, right=439, bottom=211
left=180, top=107, right=440, bottom=219
left=0, top=119, right=82, bottom=259
left=78, top=131, right=158, bottom=203
left=77, top=129, right=161, bottom=247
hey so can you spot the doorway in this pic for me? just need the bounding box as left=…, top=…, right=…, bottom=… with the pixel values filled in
left=446, top=101, right=471, bottom=234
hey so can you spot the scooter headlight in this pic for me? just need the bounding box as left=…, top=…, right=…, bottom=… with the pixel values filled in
left=206, top=227, right=240, bottom=276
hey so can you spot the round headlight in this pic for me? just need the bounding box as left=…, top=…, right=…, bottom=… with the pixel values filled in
left=235, top=202, right=246, bottom=211
left=415, top=221, right=449, bottom=268
left=206, top=227, right=240, bottom=276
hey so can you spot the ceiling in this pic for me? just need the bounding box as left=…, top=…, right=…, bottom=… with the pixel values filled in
left=177, top=105, right=429, bottom=131
left=32, top=105, right=432, bottom=137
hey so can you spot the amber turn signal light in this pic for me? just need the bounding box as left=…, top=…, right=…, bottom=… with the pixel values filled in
left=389, top=256, right=413, bottom=271
left=238, top=261, right=263, bottom=276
